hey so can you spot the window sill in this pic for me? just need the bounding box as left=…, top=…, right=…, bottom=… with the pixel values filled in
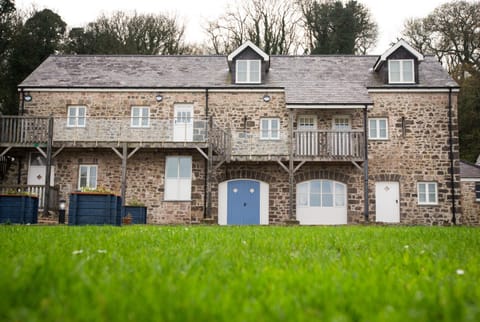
left=418, top=203, right=439, bottom=207
left=368, top=138, right=389, bottom=141
left=163, top=199, right=192, bottom=202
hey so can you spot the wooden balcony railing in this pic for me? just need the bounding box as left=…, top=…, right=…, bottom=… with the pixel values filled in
left=0, top=116, right=49, bottom=145
left=294, top=130, right=364, bottom=160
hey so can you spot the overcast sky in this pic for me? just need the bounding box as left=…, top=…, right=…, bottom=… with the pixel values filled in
left=16, top=0, right=452, bottom=54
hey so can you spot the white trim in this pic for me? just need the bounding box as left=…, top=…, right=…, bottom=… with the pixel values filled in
left=260, top=118, right=280, bottom=140
left=218, top=179, right=269, bottom=225
left=78, top=164, right=97, bottom=190
left=164, top=156, right=192, bottom=201
left=130, top=106, right=150, bottom=128
left=368, top=118, right=389, bottom=140
left=287, top=104, right=371, bottom=109
left=368, top=88, right=460, bottom=93
left=460, top=178, right=480, bottom=182
left=374, top=39, right=424, bottom=71
left=417, top=182, right=438, bottom=205
left=67, top=105, right=86, bottom=128
left=236, top=60, right=261, bottom=84
left=332, top=115, right=351, bottom=131
left=227, top=40, right=269, bottom=62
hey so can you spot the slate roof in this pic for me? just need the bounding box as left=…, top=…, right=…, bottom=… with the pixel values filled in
left=19, top=54, right=457, bottom=105
left=460, top=161, right=480, bottom=179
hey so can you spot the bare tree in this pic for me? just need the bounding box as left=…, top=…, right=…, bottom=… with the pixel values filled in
left=205, top=0, right=303, bottom=55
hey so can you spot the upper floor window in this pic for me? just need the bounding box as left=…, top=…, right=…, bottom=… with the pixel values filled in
left=79, top=165, right=97, bottom=189
left=369, top=118, right=388, bottom=140
left=388, top=59, right=414, bottom=83
left=236, top=60, right=261, bottom=84
left=260, top=118, right=280, bottom=140
left=332, top=116, right=351, bottom=131
left=418, top=182, right=437, bottom=205
left=476, top=182, right=480, bottom=202
left=67, top=106, right=86, bottom=127
left=131, top=106, right=150, bottom=128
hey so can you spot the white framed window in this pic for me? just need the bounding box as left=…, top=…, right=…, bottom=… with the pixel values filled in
left=236, top=60, right=261, bottom=84
left=388, top=59, right=414, bottom=83
left=417, top=182, right=438, bottom=205
left=332, top=116, right=351, bottom=131
left=78, top=165, right=97, bottom=189
left=67, top=106, right=86, bottom=127
left=475, top=182, right=480, bottom=202
left=369, top=118, right=388, bottom=140
left=164, top=156, right=192, bottom=201
left=131, top=106, right=150, bottom=128
left=260, top=118, right=280, bottom=140
left=297, top=180, right=346, bottom=208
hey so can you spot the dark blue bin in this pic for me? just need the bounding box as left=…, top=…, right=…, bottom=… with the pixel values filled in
left=123, top=206, right=147, bottom=224
left=68, top=193, right=121, bottom=226
left=0, top=195, right=39, bottom=224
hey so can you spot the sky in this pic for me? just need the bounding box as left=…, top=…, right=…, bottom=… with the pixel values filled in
left=15, top=0, right=453, bottom=54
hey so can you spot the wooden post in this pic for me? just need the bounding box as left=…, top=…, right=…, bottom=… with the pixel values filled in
left=121, top=142, right=128, bottom=208
left=288, top=109, right=295, bottom=221
left=363, top=105, right=369, bottom=222
left=43, top=116, right=54, bottom=216
left=205, top=116, right=213, bottom=219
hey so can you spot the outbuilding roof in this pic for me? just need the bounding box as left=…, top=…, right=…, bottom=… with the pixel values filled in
left=460, top=160, right=480, bottom=179
left=19, top=52, right=457, bottom=105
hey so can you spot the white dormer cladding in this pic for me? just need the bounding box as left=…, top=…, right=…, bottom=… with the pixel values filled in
left=227, top=41, right=270, bottom=85
left=373, top=39, right=424, bottom=85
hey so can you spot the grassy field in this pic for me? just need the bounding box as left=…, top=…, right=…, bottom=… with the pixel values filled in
left=0, top=225, right=479, bottom=322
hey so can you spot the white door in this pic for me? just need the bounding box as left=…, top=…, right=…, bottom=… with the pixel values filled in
left=375, top=182, right=400, bottom=223
left=173, top=104, right=193, bottom=141
left=27, top=153, right=54, bottom=186
left=297, top=115, right=317, bottom=156
left=331, top=116, right=351, bottom=156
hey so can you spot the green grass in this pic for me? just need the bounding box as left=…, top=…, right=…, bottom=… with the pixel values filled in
left=0, top=226, right=479, bottom=322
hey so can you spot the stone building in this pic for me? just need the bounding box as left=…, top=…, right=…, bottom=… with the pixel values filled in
left=0, top=40, right=464, bottom=225
left=459, top=161, right=480, bottom=225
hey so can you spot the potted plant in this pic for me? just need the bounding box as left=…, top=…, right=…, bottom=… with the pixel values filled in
left=69, top=187, right=121, bottom=226
left=0, top=189, right=39, bottom=224
left=123, top=198, right=147, bottom=224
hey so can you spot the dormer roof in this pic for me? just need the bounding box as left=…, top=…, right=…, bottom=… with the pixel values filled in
left=373, top=39, right=424, bottom=71
left=227, top=40, right=270, bottom=62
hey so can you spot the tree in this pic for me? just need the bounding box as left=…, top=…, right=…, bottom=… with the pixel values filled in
left=205, top=0, right=303, bottom=55
left=300, top=0, right=378, bottom=54
left=64, top=11, right=187, bottom=55
left=1, top=9, right=66, bottom=114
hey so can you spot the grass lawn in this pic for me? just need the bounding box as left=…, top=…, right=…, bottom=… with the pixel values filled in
left=0, top=225, right=479, bottom=322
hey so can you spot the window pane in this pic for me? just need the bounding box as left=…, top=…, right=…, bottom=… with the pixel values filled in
left=322, top=194, right=333, bottom=207
left=77, top=116, right=85, bottom=127
left=390, top=61, right=400, bottom=82
left=249, top=60, right=260, bottom=82
left=89, top=167, right=97, bottom=188
left=310, top=194, right=321, bottom=207
left=166, top=157, right=178, bottom=178
left=132, top=108, right=140, bottom=117
left=237, top=61, right=247, bottom=82
left=475, top=183, right=480, bottom=199
left=335, top=182, right=345, bottom=207
left=418, top=184, right=426, bottom=203
left=78, top=108, right=85, bottom=117
left=141, top=117, right=148, bottom=127
left=179, top=157, right=191, bottom=178
left=322, top=181, right=333, bottom=193
left=310, top=181, right=321, bottom=193
left=403, top=60, right=413, bottom=82
left=369, top=119, right=377, bottom=138
left=297, top=183, right=308, bottom=207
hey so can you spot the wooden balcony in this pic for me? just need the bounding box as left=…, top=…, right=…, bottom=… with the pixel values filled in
left=293, top=130, right=365, bottom=161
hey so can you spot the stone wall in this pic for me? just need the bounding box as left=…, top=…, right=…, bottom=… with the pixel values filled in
left=460, top=181, right=480, bottom=225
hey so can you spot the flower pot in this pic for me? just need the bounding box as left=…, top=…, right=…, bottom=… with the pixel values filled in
left=68, top=193, right=121, bottom=226
left=0, top=195, right=39, bottom=224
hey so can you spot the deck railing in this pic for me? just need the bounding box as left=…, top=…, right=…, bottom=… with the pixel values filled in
left=294, top=130, right=364, bottom=159
left=0, top=116, right=49, bottom=144
left=0, top=185, right=59, bottom=211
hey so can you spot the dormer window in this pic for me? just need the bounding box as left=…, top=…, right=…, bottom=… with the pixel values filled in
left=236, top=60, right=261, bottom=84
left=389, top=59, right=414, bottom=83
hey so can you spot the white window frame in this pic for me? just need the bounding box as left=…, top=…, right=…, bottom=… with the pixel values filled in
left=332, top=115, right=351, bottom=131
left=297, top=180, right=346, bottom=208
left=417, top=182, right=438, bottom=205
left=368, top=118, right=389, bottom=140
left=78, top=165, right=97, bottom=190
left=236, top=60, right=261, bottom=84
left=388, top=59, right=415, bottom=84
left=475, top=182, right=480, bottom=202
left=67, top=106, right=86, bottom=127
left=164, top=156, right=192, bottom=201
left=260, top=118, right=280, bottom=140
left=131, top=106, right=150, bottom=128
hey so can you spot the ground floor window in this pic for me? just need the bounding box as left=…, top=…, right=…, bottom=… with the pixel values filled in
left=164, top=156, right=192, bottom=200
left=79, top=165, right=97, bottom=189
left=417, top=182, right=437, bottom=205
left=297, top=180, right=346, bottom=208
left=476, top=182, right=480, bottom=202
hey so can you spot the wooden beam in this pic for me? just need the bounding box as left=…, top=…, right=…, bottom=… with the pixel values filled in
left=276, top=159, right=289, bottom=173
left=127, top=147, right=141, bottom=159
left=213, top=159, right=225, bottom=171
left=120, top=143, right=127, bottom=209
left=351, top=161, right=363, bottom=171
left=43, top=116, right=53, bottom=216
left=288, top=109, right=295, bottom=221
left=293, top=161, right=306, bottom=173
left=35, top=146, right=47, bottom=159
left=0, top=146, right=12, bottom=158
left=52, top=146, right=65, bottom=159
left=196, top=146, right=209, bottom=160
left=111, top=147, right=123, bottom=160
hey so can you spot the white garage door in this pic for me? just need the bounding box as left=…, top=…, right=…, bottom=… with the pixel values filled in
left=296, top=180, right=347, bottom=225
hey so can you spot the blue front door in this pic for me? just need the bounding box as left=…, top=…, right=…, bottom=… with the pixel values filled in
left=227, top=180, right=260, bottom=225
